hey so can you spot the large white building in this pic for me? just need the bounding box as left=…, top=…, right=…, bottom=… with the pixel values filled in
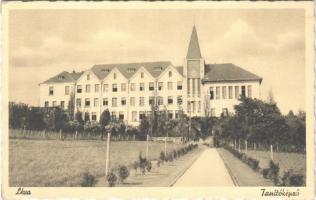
left=39, top=26, right=262, bottom=125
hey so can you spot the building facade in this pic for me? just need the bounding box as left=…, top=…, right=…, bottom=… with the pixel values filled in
left=39, top=26, right=262, bottom=125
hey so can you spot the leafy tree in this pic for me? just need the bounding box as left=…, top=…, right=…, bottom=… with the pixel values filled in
left=138, top=116, right=150, bottom=140
left=67, top=92, right=75, bottom=120
left=75, top=111, right=84, bottom=125
left=100, top=109, right=111, bottom=127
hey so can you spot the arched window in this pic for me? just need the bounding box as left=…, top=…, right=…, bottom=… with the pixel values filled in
left=169, top=71, right=172, bottom=77
left=114, top=73, right=117, bottom=79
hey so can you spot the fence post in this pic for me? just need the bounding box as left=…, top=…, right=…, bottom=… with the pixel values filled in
left=146, top=134, right=149, bottom=160
left=270, top=144, right=273, bottom=161
left=59, top=129, right=62, bottom=140
left=245, top=140, right=247, bottom=154
left=238, top=139, right=241, bottom=152
left=234, top=139, right=237, bottom=150
left=105, top=132, right=111, bottom=177
left=75, top=131, right=78, bottom=140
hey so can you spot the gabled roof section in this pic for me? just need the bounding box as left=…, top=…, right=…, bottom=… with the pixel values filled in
left=42, top=71, right=83, bottom=84
left=186, top=26, right=202, bottom=59
left=203, top=63, right=262, bottom=83
left=92, top=61, right=172, bottom=79
left=174, top=66, right=184, bottom=76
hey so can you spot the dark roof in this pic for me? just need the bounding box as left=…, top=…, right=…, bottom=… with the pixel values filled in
left=92, top=61, right=172, bottom=79
left=186, top=26, right=202, bottom=59
left=203, top=63, right=262, bottom=83
left=42, top=71, right=83, bottom=84
left=174, top=66, right=184, bottom=76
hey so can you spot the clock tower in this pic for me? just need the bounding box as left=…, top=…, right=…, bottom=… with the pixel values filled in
left=183, top=26, right=205, bottom=116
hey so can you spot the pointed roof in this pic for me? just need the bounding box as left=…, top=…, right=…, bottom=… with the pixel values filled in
left=41, top=71, right=83, bottom=84
left=202, top=63, right=262, bottom=83
left=186, top=26, right=202, bottom=59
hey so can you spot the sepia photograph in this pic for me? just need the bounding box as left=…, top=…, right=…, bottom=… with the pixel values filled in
left=2, top=1, right=314, bottom=199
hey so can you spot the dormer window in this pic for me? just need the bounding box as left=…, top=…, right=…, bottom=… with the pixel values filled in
left=58, top=75, right=64, bottom=80
left=101, top=68, right=110, bottom=73
left=128, top=68, right=136, bottom=73
left=87, top=74, right=90, bottom=80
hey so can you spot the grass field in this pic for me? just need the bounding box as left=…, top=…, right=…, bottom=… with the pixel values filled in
left=9, top=139, right=186, bottom=187
left=246, top=150, right=306, bottom=177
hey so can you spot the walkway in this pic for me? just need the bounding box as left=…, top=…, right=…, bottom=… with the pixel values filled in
left=173, top=148, right=235, bottom=187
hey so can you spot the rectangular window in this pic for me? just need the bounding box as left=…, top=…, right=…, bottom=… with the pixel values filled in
left=65, top=86, right=70, bottom=95
left=168, top=112, right=173, bottom=119
left=192, top=79, right=196, bottom=96
left=95, top=84, right=100, bottom=92
left=85, top=98, right=90, bottom=107
left=241, top=86, right=246, bottom=97
left=103, top=84, right=108, bottom=92
left=222, top=86, right=227, bottom=99
left=86, top=84, right=91, bottom=93
left=198, top=101, right=201, bottom=112
left=247, top=85, right=252, bottom=98
left=192, top=101, right=196, bottom=113
left=188, top=79, right=191, bottom=97
left=216, top=86, right=220, bottom=99
left=149, top=82, right=154, bottom=91
left=112, top=84, right=118, bottom=92
left=77, top=85, right=82, bottom=93
left=132, top=111, right=137, bottom=121
left=76, top=98, right=81, bottom=107
left=121, top=83, right=126, bottom=92
left=187, top=101, right=191, bottom=112
left=235, top=86, right=239, bottom=99
left=119, top=112, right=124, bottom=120
left=103, top=98, right=108, bottom=106
left=94, top=98, right=99, bottom=107
left=121, top=97, right=126, bottom=106
left=175, top=111, right=179, bottom=119
left=149, top=96, right=155, bottom=105
left=130, top=97, right=135, bottom=106
left=209, top=87, right=214, bottom=100
left=158, top=96, right=163, bottom=105
left=158, top=82, right=163, bottom=90
left=112, top=98, right=117, bottom=107
left=197, top=79, right=201, bottom=97
left=112, top=112, right=117, bottom=120
left=168, top=82, right=173, bottom=90
left=60, top=101, right=65, bottom=109
left=177, top=81, right=183, bottom=90
left=139, top=111, right=145, bottom=120
left=92, top=112, right=97, bottom=121
left=177, top=96, right=183, bottom=105
left=130, top=83, right=136, bottom=91
left=49, top=86, right=54, bottom=95
left=168, top=96, right=173, bottom=105
left=44, top=101, right=49, bottom=107
left=91, top=113, right=97, bottom=121
left=140, top=83, right=145, bottom=91
left=87, top=74, right=90, bottom=80
left=52, top=101, right=57, bottom=107
left=228, top=86, right=233, bottom=99
left=139, top=97, right=145, bottom=106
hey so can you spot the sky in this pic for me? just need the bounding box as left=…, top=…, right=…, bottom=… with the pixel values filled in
left=8, top=9, right=305, bottom=114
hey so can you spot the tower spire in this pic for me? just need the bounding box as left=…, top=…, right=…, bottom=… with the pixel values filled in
left=186, top=25, right=202, bottom=59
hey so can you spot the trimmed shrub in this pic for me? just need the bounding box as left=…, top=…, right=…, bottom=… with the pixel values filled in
left=262, top=168, right=270, bottom=179
left=281, top=170, right=305, bottom=186
left=160, top=151, right=165, bottom=163
left=80, top=171, right=97, bottom=187
left=117, top=165, right=129, bottom=183
left=139, top=153, right=147, bottom=175
left=107, top=171, right=117, bottom=187
left=146, top=161, right=152, bottom=172
left=247, top=157, right=260, bottom=171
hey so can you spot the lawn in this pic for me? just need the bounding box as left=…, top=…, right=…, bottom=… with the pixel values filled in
left=9, top=139, right=186, bottom=187
left=245, top=150, right=306, bottom=177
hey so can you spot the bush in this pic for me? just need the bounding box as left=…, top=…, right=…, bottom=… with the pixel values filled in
left=117, top=165, right=129, bottom=183
left=80, top=171, right=97, bottom=187
left=262, top=168, right=270, bottom=179
left=281, top=170, right=305, bottom=186
left=139, top=153, right=147, bottom=175
left=160, top=151, right=165, bottom=163
left=107, top=171, right=117, bottom=187
left=247, top=157, right=260, bottom=171
left=269, top=160, right=280, bottom=184
left=133, top=161, right=139, bottom=174
left=146, top=161, right=152, bottom=172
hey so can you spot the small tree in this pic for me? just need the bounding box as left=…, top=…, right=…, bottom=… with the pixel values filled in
left=106, top=170, right=117, bottom=187
left=117, top=165, right=130, bottom=183
left=67, top=92, right=75, bottom=120
left=75, top=111, right=84, bottom=125
left=138, top=116, right=150, bottom=140
left=100, top=109, right=111, bottom=127
left=84, top=112, right=90, bottom=122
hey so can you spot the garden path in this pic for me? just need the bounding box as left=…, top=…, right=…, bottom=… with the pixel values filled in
left=173, top=148, right=235, bottom=186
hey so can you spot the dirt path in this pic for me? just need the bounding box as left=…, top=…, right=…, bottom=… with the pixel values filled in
left=173, top=148, right=235, bottom=187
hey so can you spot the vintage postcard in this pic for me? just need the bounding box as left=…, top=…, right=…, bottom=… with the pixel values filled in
left=1, top=1, right=314, bottom=199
